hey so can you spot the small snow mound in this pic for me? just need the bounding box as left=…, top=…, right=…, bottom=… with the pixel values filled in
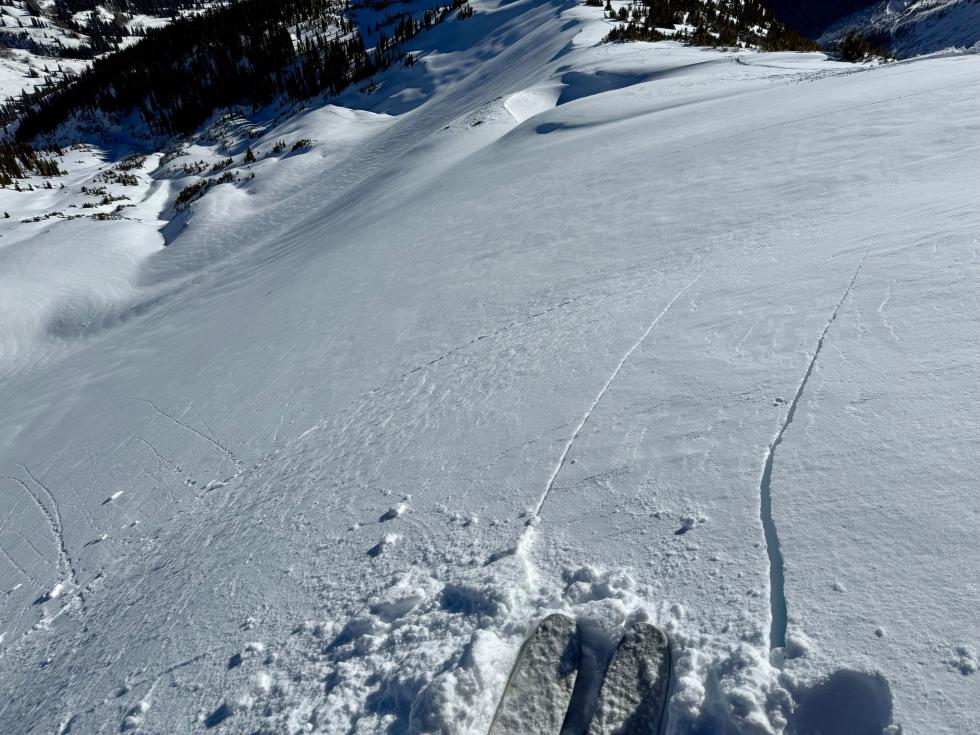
left=706, top=642, right=792, bottom=733
left=408, top=629, right=511, bottom=734
left=252, top=671, right=273, bottom=695
left=328, top=616, right=388, bottom=652
left=948, top=645, right=977, bottom=675
left=562, top=565, right=636, bottom=605
left=784, top=631, right=813, bottom=659
left=677, top=512, right=708, bottom=535
left=369, top=572, right=434, bottom=621
left=120, top=699, right=150, bottom=731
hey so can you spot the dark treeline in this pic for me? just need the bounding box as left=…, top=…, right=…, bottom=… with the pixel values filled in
left=0, top=141, right=63, bottom=185
left=762, top=0, right=873, bottom=38
left=835, top=29, right=891, bottom=61
left=1, top=1, right=200, bottom=61
left=13, top=0, right=470, bottom=142
left=54, top=0, right=206, bottom=14
left=603, top=0, right=819, bottom=51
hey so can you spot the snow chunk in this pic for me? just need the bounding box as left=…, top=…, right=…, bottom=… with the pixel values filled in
left=948, top=645, right=977, bottom=676
left=368, top=533, right=401, bottom=557
left=784, top=631, right=813, bottom=660
left=121, top=699, right=150, bottom=731
left=379, top=502, right=408, bottom=523
left=369, top=573, right=433, bottom=622
left=408, top=630, right=512, bottom=733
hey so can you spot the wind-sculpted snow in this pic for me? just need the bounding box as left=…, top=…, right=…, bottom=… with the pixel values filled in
left=0, top=1, right=978, bottom=733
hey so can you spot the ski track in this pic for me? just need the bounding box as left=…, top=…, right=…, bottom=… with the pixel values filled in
left=189, top=403, right=222, bottom=446
left=531, top=273, right=704, bottom=527
left=127, top=440, right=178, bottom=505
left=760, top=245, right=871, bottom=649
left=0, top=543, right=39, bottom=589
left=0, top=503, right=19, bottom=536
left=135, top=435, right=181, bottom=475
left=124, top=398, right=241, bottom=468
left=2, top=467, right=81, bottom=601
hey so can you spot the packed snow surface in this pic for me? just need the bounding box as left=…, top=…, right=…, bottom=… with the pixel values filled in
left=1, top=1, right=978, bottom=733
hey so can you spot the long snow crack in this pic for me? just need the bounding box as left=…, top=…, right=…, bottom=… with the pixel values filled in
left=761, top=247, right=870, bottom=649
left=532, top=273, right=703, bottom=524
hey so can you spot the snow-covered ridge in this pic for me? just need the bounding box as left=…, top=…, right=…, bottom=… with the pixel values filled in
left=1, top=0, right=979, bottom=733
left=821, top=0, right=980, bottom=57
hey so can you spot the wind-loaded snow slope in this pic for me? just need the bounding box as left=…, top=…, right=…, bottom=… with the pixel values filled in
left=0, top=1, right=978, bottom=733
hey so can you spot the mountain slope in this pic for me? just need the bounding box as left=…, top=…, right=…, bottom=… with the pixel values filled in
left=822, top=0, right=980, bottom=56
left=0, top=2, right=978, bottom=734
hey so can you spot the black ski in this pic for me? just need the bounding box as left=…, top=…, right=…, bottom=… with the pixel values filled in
left=488, top=613, right=581, bottom=735
left=586, top=622, right=671, bottom=735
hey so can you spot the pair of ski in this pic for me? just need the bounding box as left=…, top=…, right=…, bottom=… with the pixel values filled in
left=488, top=614, right=670, bottom=735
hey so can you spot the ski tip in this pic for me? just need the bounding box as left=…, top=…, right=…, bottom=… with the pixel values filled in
left=627, top=621, right=669, bottom=648
left=538, top=612, right=577, bottom=633
left=585, top=621, right=672, bottom=735
left=488, top=613, right=581, bottom=735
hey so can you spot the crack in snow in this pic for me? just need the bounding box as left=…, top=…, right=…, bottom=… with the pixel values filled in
left=877, top=280, right=900, bottom=344
left=533, top=273, right=704, bottom=524
left=760, top=246, right=870, bottom=650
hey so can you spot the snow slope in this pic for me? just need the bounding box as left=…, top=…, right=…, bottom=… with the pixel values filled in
left=1, top=1, right=978, bottom=733
left=821, top=0, right=980, bottom=57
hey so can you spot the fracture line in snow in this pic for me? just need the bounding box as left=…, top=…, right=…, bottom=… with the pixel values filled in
left=532, top=273, right=703, bottom=523
left=761, top=246, right=870, bottom=650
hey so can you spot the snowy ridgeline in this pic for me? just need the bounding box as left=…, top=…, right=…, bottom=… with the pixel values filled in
left=0, top=1, right=979, bottom=733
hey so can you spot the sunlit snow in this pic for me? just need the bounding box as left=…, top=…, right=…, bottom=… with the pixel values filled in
left=1, top=1, right=978, bottom=733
